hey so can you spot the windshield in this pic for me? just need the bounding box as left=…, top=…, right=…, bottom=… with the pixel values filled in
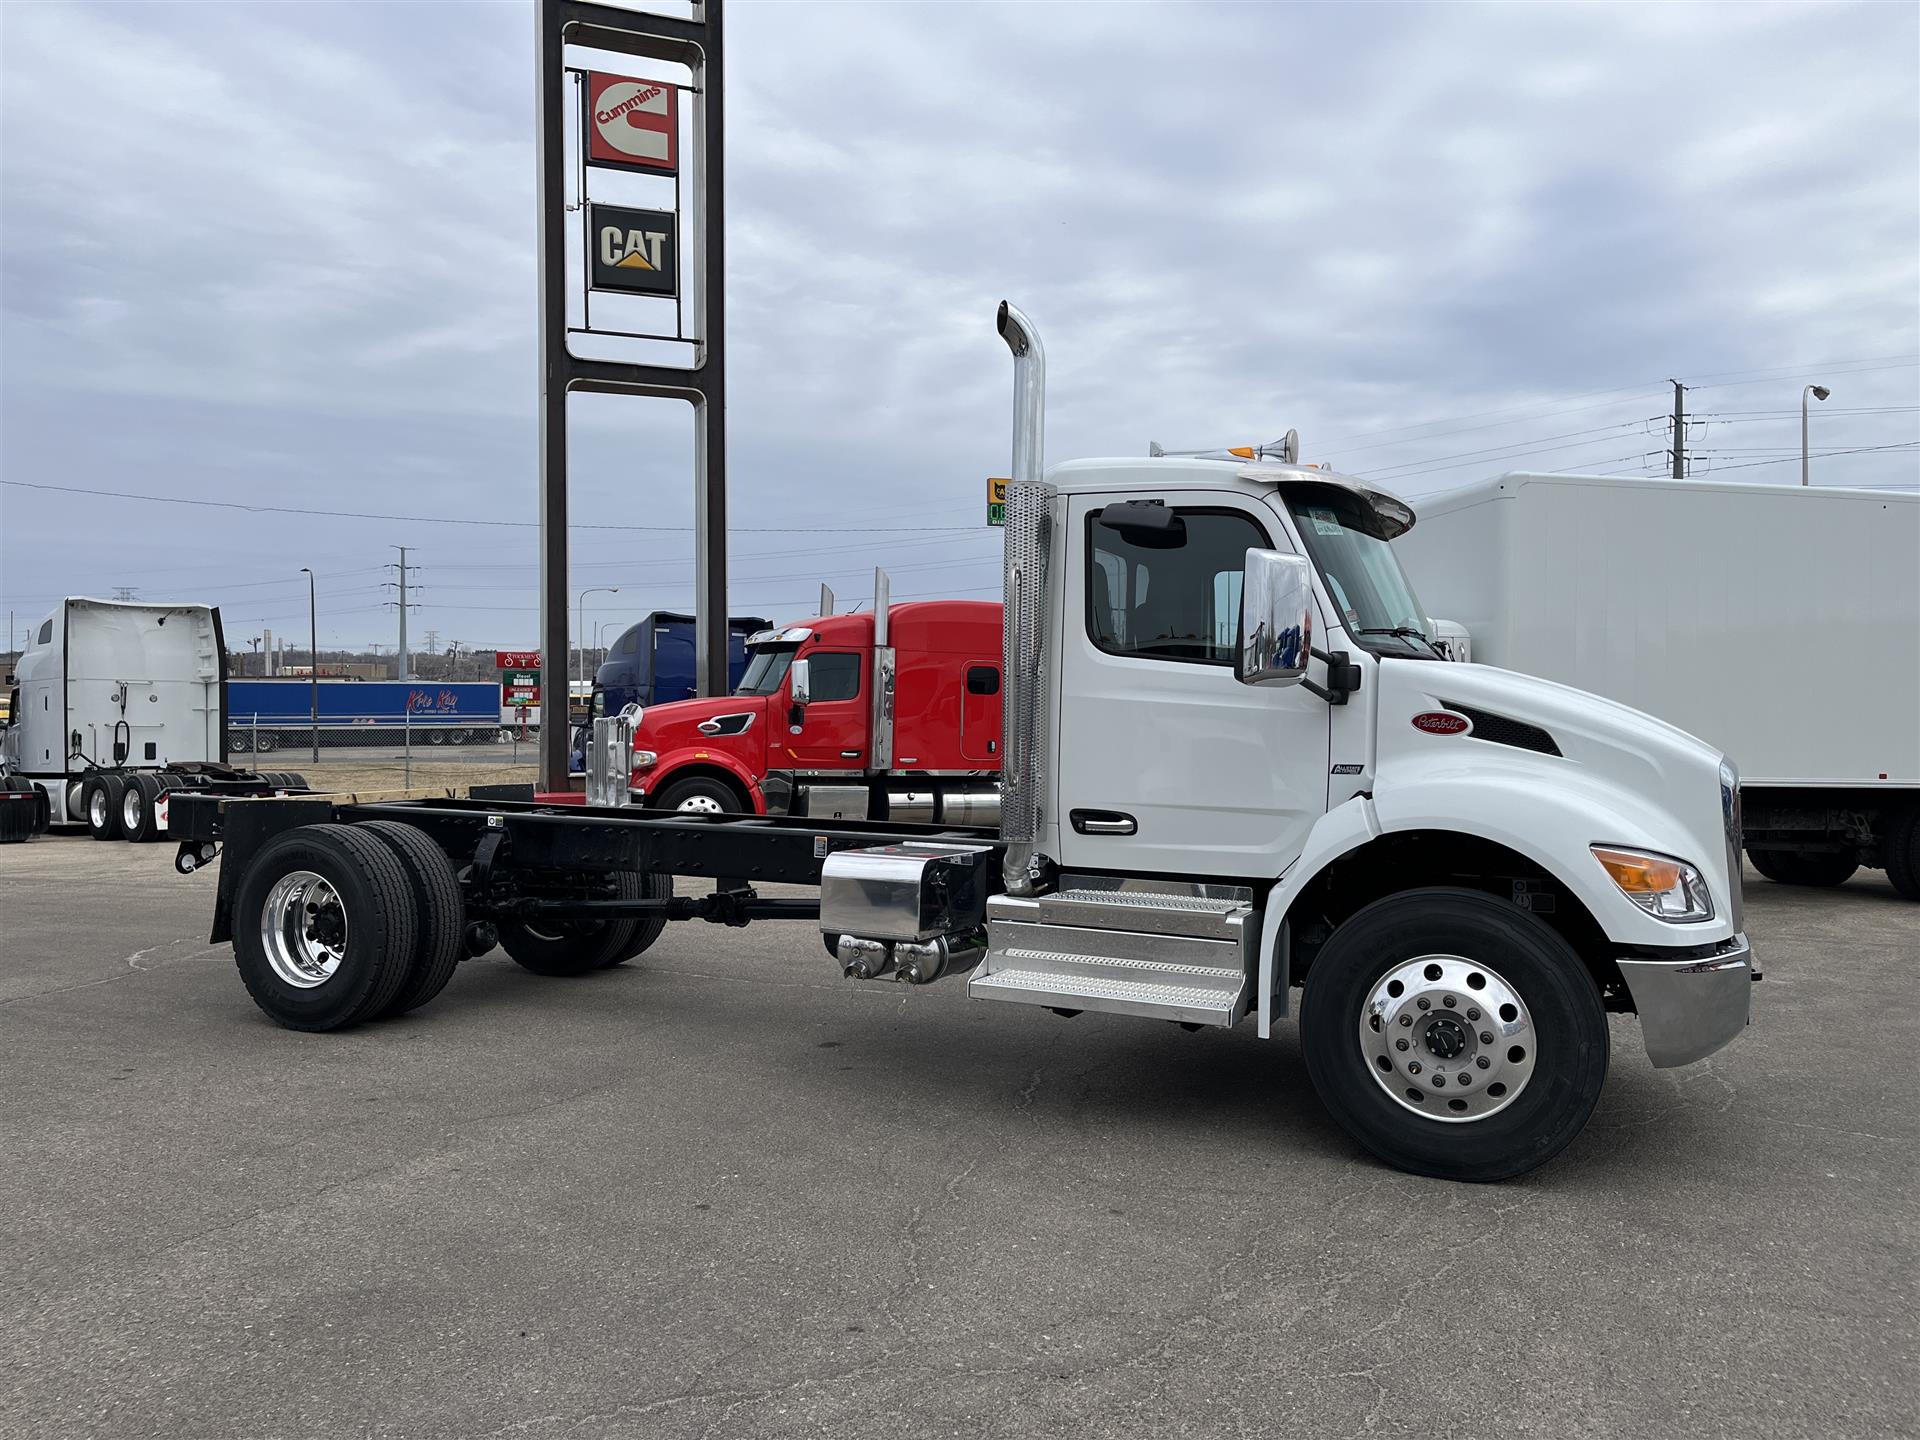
left=1283, top=484, right=1438, bottom=658
left=734, top=645, right=796, bottom=697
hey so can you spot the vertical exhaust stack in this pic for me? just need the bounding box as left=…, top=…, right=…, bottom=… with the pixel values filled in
left=996, top=302, right=1057, bottom=896
left=869, top=567, right=895, bottom=771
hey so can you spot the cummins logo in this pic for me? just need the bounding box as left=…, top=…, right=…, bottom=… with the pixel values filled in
left=588, top=204, right=677, bottom=297
left=585, top=72, right=678, bottom=174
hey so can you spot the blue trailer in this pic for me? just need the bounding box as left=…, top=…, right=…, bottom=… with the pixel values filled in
left=226, top=679, right=504, bottom=752
left=592, top=613, right=768, bottom=716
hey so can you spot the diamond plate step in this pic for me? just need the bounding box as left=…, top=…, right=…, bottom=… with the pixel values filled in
left=990, top=889, right=1251, bottom=941
left=988, top=918, right=1241, bottom=971
left=967, top=961, right=1245, bottom=1027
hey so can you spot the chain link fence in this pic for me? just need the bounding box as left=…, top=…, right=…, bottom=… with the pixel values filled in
left=225, top=711, right=566, bottom=792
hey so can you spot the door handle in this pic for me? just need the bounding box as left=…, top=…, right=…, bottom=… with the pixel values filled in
left=840, top=749, right=862, bottom=759
left=1070, top=809, right=1136, bottom=836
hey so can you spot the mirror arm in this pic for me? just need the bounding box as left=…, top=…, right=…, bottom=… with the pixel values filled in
left=1305, top=648, right=1361, bottom=706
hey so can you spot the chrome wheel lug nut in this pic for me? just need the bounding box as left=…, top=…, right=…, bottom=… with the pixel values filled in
left=1442, top=996, right=1457, bottom=1008
left=1432, top=1074, right=1446, bottom=1087
left=1395, top=1038, right=1409, bottom=1052
left=1399, top=1015, right=1413, bottom=1027
left=1406, top=1061, right=1422, bottom=1074
left=1476, top=1055, right=1490, bottom=1069
left=1480, top=1031, right=1493, bottom=1045
left=1416, top=997, right=1431, bottom=1011
left=1466, top=1008, right=1480, bottom=1021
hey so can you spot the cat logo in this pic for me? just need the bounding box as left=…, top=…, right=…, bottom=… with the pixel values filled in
left=588, top=203, right=677, bottom=296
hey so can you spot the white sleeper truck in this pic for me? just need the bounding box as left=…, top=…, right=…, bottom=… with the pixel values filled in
left=1, top=597, right=307, bottom=843
left=169, top=304, right=1755, bottom=1181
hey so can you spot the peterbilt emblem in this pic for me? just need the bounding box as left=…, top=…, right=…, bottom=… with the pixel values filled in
left=1412, top=711, right=1471, bottom=735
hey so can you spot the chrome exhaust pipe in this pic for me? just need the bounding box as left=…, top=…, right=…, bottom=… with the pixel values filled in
left=996, top=301, right=1056, bottom=896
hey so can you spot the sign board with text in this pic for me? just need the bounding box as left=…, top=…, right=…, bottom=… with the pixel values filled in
left=502, top=670, right=542, bottom=708
left=987, top=477, right=1008, bottom=527
left=589, top=203, right=678, bottom=297
left=585, top=72, right=679, bottom=175
left=495, top=650, right=541, bottom=671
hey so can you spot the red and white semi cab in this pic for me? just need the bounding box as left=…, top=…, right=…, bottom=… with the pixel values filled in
left=624, top=589, right=1002, bottom=826
left=169, top=303, right=1756, bottom=1181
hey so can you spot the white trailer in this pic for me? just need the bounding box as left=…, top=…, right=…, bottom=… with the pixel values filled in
left=1394, top=472, right=1920, bottom=898
left=1, top=597, right=305, bottom=841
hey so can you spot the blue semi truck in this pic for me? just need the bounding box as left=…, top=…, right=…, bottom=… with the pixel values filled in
left=591, top=612, right=768, bottom=716
left=226, top=679, right=504, bottom=752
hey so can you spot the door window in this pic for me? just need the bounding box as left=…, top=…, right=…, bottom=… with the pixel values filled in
left=1086, top=508, right=1269, bottom=665
left=806, top=651, right=861, bottom=701
left=966, top=665, right=1000, bottom=696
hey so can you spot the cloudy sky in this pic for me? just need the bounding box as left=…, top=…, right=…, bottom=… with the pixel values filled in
left=2, top=0, right=1915, bottom=655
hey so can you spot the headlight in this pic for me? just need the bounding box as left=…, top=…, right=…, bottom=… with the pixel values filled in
left=1592, top=845, right=1715, bottom=923
left=632, top=750, right=657, bottom=769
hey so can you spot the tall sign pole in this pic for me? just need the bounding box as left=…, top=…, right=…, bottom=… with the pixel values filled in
left=536, top=0, right=727, bottom=791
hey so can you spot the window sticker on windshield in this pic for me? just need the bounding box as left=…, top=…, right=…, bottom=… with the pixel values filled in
left=1307, top=507, right=1344, bottom=537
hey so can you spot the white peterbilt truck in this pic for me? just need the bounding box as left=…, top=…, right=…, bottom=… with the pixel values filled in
left=173, top=303, right=1755, bottom=1182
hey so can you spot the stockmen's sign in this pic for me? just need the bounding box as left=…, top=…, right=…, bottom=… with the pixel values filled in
left=589, top=204, right=678, bottom=296
left=495, top=650, right=540, bottom=671
left=586, top=72, right=678, bottom=174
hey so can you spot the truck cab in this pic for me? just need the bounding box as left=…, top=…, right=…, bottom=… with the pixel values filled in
left=626, top=601, right=1002, bottom=822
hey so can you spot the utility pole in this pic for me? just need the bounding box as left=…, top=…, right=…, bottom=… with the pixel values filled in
left=391, top=546, right=411, bottom=681
left=1669, top=380, right=1687, bottom=480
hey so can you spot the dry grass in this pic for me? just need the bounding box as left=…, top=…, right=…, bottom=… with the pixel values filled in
left=298, top=760, right=543, bottom=795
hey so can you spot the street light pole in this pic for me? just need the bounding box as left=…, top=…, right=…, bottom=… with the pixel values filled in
left=300, top=567, right=319, bottom=766
left=1801, top=384, right=1831, bottom=486
left=576, top=586, right=620, bottom=688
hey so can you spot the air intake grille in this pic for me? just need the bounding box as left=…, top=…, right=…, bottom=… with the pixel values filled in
left=1449, top=705, right=1561, bottom=757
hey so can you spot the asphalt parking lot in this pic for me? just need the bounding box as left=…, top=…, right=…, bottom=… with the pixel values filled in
left=3, top=836, right=1915, bottom=1440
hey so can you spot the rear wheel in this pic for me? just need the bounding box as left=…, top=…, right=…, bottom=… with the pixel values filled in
left=1746, top=846, right=1858, bottom=888
left=122, top=774, right=166, bottom=842
left=653, top=775, right=745, bottom=816
left=86, top=774, right=126, bottom=840
left=499, top=870, right=657, bottom=976
left=1882, top=806, right=1920, bottom=902
left=1299, top=888, right=1608, bottom=1183
left=229, top=728, right=252, bottom=753
left=356, top=820, right=466, bottom=1016
left=231, top=824, right=419, bottom=1030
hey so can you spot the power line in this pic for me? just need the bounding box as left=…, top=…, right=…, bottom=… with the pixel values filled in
left=0, top=480, right=980, bottom=535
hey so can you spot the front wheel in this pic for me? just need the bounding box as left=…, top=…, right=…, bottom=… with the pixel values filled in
left=1299, top=888, right=1608, bottom=1183
left=652, top=775, right=745, bottom=815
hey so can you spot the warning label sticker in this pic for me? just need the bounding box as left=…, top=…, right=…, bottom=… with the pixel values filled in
left=586, top=72, right=678, bottom=174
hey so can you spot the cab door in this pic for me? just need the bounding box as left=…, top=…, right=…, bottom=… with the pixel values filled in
left=959, top=662, right=1000, bottom=763
left=782, top=649, right=869, bottom=770
left=1055, top=492, right=1330, bottom=881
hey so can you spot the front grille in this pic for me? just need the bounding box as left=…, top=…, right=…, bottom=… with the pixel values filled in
left=1448, top=705, right=1561, bottom=757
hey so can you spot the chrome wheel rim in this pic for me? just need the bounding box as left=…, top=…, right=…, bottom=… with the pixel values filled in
left=676, top=794, right=724, bottom=814
left=89, top=787, right=108, bottom=829
left=260, top=870, right=349, bottom=988
left=1359, top=954, right=1536, bottom=1122
left=122, top=788, right=144, bottom=832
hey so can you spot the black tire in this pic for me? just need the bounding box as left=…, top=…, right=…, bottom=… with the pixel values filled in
left=86, top=774, right=126, bottom=840
left=231, top=823, right=419, bottom=1031
left=0, top=778, right=33, bottom=844
left=229, top=728, right=252, bottom=754
left=1745, top=846, right=1858, bottom=888
left=356, top=820, right=466, bottom=1016
left=32, top=783, right=52, bottom=835
left=499, top=869, right=650, bottom=976
left=1882, top=806, right=1920, bottom=902
left=254, top=731, right=279, bottom=753
left=610, top=872, right=674, bottom=965
left=652, top=774, right=746, bottom=816
left=426, top=728, right=448, bottom=746
left=1299, top=887, right=1609, bottom=1183
left=122, top=773, right=165, bottom=843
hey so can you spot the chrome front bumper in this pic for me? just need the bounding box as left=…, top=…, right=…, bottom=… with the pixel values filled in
left=1618, top=934, right=1755, bottom=1068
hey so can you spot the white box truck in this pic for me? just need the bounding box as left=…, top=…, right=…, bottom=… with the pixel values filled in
left=1394, top=473, right=1920, bottom=899
left=1, top=597, right=308, bottom=843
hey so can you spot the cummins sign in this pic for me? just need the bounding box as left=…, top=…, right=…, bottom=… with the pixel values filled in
left=588, top=204, right=678, bottom=297
left=585, top=72, right=678, bottom=174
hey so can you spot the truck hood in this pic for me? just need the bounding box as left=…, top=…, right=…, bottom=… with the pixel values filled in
left=1373, top=660, right=1740, bottom=940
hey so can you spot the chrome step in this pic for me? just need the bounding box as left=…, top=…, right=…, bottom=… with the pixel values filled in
left=992, top=889, right=1251, bottom=941
left=970, top=890, right=1256, bottom=1028
left=967, top=962, right=1244, bottom=1027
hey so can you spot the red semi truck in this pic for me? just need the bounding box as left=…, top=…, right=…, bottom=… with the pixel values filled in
left=625, top=584, right=1003, bottom=826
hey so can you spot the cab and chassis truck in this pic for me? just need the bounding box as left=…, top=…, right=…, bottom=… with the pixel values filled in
left=168, top=303, right=1757, bottom=1182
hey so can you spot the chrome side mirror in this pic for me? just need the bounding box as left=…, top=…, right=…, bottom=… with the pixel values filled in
left=1237, top=550, right=1312, bottom=687
left=788, top=657, right=812, bottom=707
